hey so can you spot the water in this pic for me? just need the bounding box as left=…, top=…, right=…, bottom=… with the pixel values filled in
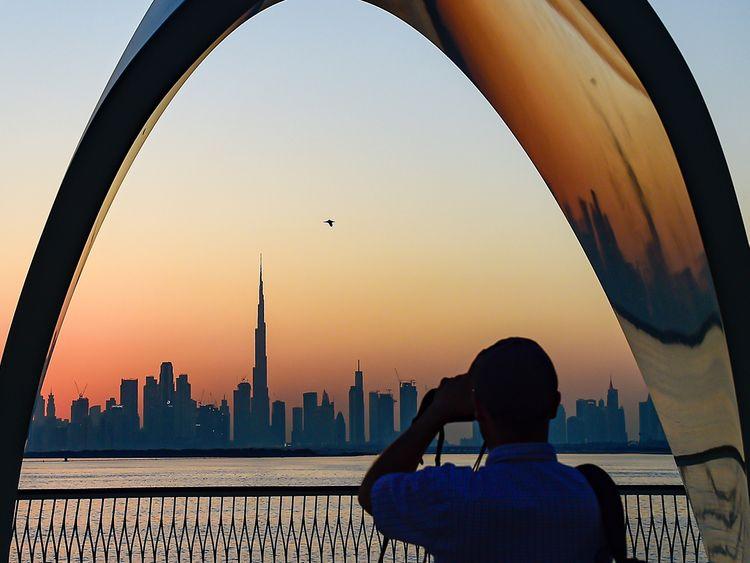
left=19, top=453, right=681, bottom=488
left=15, top=455, right=702, bottom=562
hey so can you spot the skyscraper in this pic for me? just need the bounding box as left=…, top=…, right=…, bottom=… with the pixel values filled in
left=399, top=380, right=417, bottom=432
left=606, top=378, right=627, bottom=444
left=28, top=395, right=46, bottom=451
left=219, top=398, right=230, bottom=445
left=271, top=400, right=286, bottom=446
left=159, top=362, right=174, bottom=406
left=348, top=361, right=365, bottom=446
left=70, top=395, right=90, bottom=450
left=377, top=392, right=395, bottom=445
left=319, top=391, right=335, bottom=446
left=368, top=391, right=380, bottom=445
left=576, top=398, right=604, bottom=443
left=303, top=392, right=318, bottom=446
left=251, top=257, right=270, bottom=445
left=120, top=378, right=139, bottom=439
left=639, top=395, right=668, bottom=447
left=174, top=373, right=195, bottom=444
left=32, top=394, right=45, bottom=424
left=143, top=376, right=160, bottom=443
left=334, top=412, right=346, bottom=447
left=46, top=392, right=56, bottom=420
left=233, top=380, right=252, bottom=447
left=549, top=404, right=567, bottom=444
left=567, top=415, right=585, bottom=444
left=291, top=407, right=303, bottom=447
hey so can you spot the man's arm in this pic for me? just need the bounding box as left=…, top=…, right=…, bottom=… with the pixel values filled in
left=358, top=409, right=442, bottom=514
left=358, top=374, right=474, bottom=514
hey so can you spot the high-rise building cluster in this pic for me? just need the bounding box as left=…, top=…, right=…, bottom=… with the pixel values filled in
left=25, top=260, right=420, bottom=453
left=547, top=378, right=668, bottom=448
left=26, top=259, right=666, bottom=454
left=25, top=360, right=418, bottom=452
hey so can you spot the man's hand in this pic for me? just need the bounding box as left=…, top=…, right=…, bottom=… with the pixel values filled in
left=359, top=373, right=475, bottom=515
left=420, top=374, right=475, bottom=427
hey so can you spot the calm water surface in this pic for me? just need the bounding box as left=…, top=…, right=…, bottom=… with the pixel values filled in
left=19, top=453, right=681, bottom=488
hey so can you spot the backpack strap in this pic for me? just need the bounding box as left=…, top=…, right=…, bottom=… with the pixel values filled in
left=577, top=463, right=638, bottom=563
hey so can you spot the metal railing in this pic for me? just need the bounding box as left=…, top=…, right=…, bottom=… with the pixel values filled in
left=11, top=484, right=704, bottom=561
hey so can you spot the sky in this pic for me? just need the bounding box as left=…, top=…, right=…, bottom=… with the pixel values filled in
left=0, top=0, right=748, bottom=440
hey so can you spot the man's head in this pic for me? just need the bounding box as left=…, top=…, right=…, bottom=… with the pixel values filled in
left=469, top=337, right=560, bottom=443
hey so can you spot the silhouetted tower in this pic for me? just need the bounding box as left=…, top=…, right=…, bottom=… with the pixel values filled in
left=120, top=378, right=139, bottom=439
left=334, top=412, right=346, bottom=446
left=377, top=393, right=395, bottom=445
left=159, top=362, right=174, bottom=405
left=70, top=394, right=90, bottom=450
left=46, top=392, right=56, bottom=420
left=368, top=391, right=380, bottom=445
left=303, top=392, right=318, bottom=446
left=233, top=380, right=252, bottom=446
left=291, top=406, right=304, bottom=446
left=32, top=394, right=45, bottom=423
left=120, top=379, right=138, bottom=416
left=639, top=394, right=667, bottom=446
left=348, top=361, right=365, bottom=445
left=251, top=257, right=270, bottom=444
left=143, top=376, right=160, bottom=441
left=399, top=381, right=417, bottom=432
left=28, top=395, right=46, bottom=451
left=606, top=377, right=627, bottom=444
left=549, top=404, right=567, bottom=444
left=607, top=376, right=618, bottom=409
left=219, top=398, right=231, bottom=445
left=174, top=374, right=195, bottom=443
left=271, top=400, right=286, bottom=446
left=319, top=391, right=335, bottom=446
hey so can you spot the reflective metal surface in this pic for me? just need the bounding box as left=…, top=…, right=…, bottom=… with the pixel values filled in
left=1, top=0, right=748, bottom=559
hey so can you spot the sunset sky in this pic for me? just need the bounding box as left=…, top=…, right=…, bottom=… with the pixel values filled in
left=1, top=0, right=748, bottom=439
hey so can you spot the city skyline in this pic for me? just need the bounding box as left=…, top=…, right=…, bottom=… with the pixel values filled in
left=28, top=357, right=662, bottom=452
left=28, top=259, right=649, bottom=442
left=28, top=260, right=422, bottom=449
left=26, top=258, right=658, bottom=450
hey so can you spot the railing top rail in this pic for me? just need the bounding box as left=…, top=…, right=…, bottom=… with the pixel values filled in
left=618, top=484, right=687, bottom=495
left=16, top=485, right=360, bottom=500
left=15, top=483, right=686, bottom=500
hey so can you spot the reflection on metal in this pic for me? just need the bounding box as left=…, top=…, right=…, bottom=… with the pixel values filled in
left=0, top=0, right=748, bottom=559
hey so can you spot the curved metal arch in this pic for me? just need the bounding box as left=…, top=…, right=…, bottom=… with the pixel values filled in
left=1, top=0, right=748, bottom=559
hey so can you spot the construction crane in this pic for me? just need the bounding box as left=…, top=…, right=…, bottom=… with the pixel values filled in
left=73, top=381, right=88, bottom=399
left=394, top=368, right=416, bottom=389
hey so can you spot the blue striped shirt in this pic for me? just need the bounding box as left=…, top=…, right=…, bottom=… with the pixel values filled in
left=371, top=442, right=603, bottom=562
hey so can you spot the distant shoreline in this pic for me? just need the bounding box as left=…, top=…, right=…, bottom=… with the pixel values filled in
left=24, top=444, right=671, bottom=459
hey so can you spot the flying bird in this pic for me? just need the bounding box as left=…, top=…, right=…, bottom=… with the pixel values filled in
left=324, top=219, right=335, bottom=227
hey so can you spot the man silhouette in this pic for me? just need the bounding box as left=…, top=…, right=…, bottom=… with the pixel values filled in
left=359, top=337, right=604, bottom=562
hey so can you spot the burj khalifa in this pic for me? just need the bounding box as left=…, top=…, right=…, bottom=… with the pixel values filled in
left=251, top=256, right=270, bottom=445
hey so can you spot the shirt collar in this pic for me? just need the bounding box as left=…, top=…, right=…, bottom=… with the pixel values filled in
left=486, top=442, right=557, bottom=465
